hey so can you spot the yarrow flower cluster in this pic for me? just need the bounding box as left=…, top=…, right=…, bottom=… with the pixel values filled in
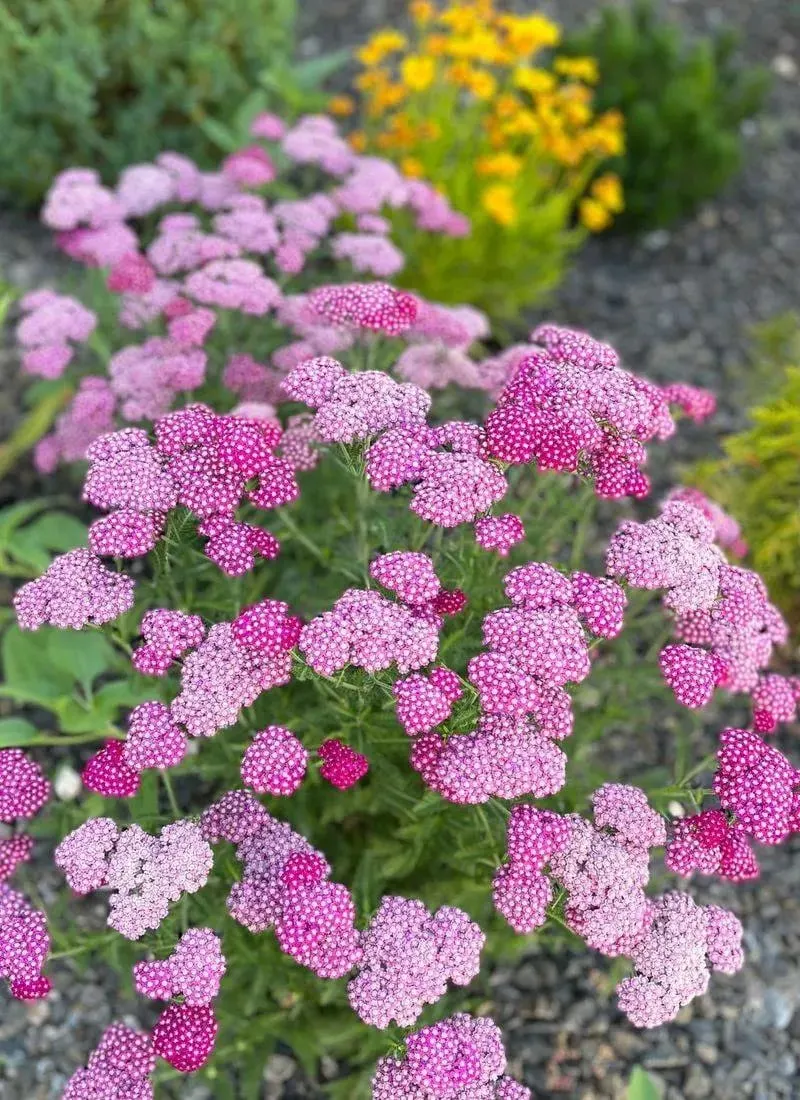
left=411, top=562, right=626, bottom=804
left=372, top=1014, right=530, bottom=1099
left=55, top=818, right=213, bottom=939
left=200, top=792, right=361, bottom=979
left=299, top=552, right=455, bottom=678
left=491, top=785, right=744, bottom=1027
left=26, top=116, right=469, bottom=471
left=63, top=1022, right=155, bottom=1099
left=607, top=498, right=791, bottom=720
left=484, top=323, right=713, bottom=499
left=133, top=928, right=226, bottom=1072
left=349, top=896, right=484, bottom=1028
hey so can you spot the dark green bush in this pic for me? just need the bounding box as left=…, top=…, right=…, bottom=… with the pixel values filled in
left=0, top=0, right=298, bottom=205
left=563, top=0, right=770, bottom=230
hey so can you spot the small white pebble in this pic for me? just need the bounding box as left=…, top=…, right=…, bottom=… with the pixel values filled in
left=668, top=800, right=685, bottom=819
left=772, top=54, right=798, bottom=80
left=53, top=763, right=82, bottom=801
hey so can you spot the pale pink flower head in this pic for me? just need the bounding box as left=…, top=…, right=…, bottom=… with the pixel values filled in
left=591, top=783, right=666, bottom=851
left=135, top=927, right=226, bottom=1007
left=222, top=145, right=276, bottom=187
left=282, top=355, right=347, bottom=407
left=156, top=151, right=203, bottom=202
left=349, top=897, right=484, bottom=1029
left=475, top=514, right=525, bottom=557
left=117, top=163, right=176, bottom=217
left=213, top=195, right=280, bottom=254
left=55, top=817, right=119, bottom=895
left=17, top=291, right=97, bottom=349
left=331, top=232, right=405, bottom=278
left=58, top=223, right=139, bottom=268
left=42, top=168, right=124, bottom=230
left=123, top=702, right=188, bottom=772
left=0, top=751, right=49, bottom=822
left=751, top=673, right=799, bottom=730
left=308, top=282, right=418, bottom=336
left=185, top=260, right=281, bottom=315
left=250, top=111, right=286, bottom=140
left=132, top=609, right=206, bottom=677
left=370, top=551, right=441, bottom=606
left=13, top=549, right=135, bottom=631
left=241, top=726, right=308, bottom=796
left=282, top=114, right=355, bottom=175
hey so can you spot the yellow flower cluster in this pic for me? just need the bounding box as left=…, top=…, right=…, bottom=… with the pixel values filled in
left=348, top=0, right=625, bottom=233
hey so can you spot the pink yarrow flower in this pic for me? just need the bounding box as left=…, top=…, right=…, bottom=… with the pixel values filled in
left=63, top=1022, right=155, bottom=1099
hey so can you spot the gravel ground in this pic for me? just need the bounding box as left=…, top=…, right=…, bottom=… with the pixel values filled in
left=2, top=1, right=800, bottom=1097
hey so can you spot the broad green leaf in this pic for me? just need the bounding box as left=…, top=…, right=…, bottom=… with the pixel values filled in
left=2, top=626, right=74, bottom=702
left=45, top=630, right=117, bottom=692
left=0, top=716, right=38, bottom=747
left=627, top=1066, right=663, bottom=1100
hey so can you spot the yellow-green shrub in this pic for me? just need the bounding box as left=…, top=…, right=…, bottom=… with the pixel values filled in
left=692, top=315, right=800, bottom=637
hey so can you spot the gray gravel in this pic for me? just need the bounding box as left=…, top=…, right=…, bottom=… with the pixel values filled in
left=2, top=1, right=800, bottom=1096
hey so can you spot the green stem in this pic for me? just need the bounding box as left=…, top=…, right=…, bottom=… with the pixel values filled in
left=161, top=771, right=182, bottom=819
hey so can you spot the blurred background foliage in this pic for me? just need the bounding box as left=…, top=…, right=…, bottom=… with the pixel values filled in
left=0, top=0, right=343, bottom=206
left=562, top=0, right=770, bottom=230
left=691, top=314, right=800, bottom=642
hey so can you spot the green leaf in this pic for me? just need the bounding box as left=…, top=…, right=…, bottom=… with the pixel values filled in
left=0, top=716, right=38, bottom=747
left=1, top=626, right=74, bottom=702
left=45, top=630, right=117, bottom=692
left=627, top=1066, right=663, bottom=1100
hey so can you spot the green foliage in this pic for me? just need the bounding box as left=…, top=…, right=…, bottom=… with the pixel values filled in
left=0, top=500, right=87, bottom=577
left=627, top=1066, right=663, bottom=1099
left=691, top=315, right=800, bottom=638
left=0, top=0, right=300, bottom=205
left=563, top=0, right=770, bottom=229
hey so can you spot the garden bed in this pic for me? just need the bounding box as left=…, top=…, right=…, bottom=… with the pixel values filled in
left=1, top=1, right=799, bottom=1098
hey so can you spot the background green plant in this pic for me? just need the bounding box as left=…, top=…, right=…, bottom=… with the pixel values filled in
left=562, top=0, right=769, bottom=230
left=0, top=0, right=337, bottom=206
left=691, top=314, right=800, bottom=641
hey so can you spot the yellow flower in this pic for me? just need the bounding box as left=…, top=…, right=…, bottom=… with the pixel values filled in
left=554, top=56, right=599, bottom=84
left=579, top=197, right=612, bottom=233
left=401, top=54, right=437, bottom=91
left=446, top=60, right=476, bottom=87
left=591, top=173, right=624, bottom=213
left=481, top=183, right=517, bottom=227
left=357, top=30, right=408, bottom=68
left=501, top=109, right=540, bottom=138
left=420, top=119, right=442, bottom=140
left=440, top=4, right=481, bottom=34
left=373, top=83, right=407, bottom=112
left=494, top=93, right=521, bottom=119
left=410, top=0, right=436, bottom=24
left=424, top=33, right=450, bottom=56
left=401, top=156, right=426, bottom=178
left=467, top=68, right=497, bottom=100
left=589, top=115, right=625, bottom=157
left=513, top=67, right=556, bottom=96
left=499, top=13, right=561, bottom=55
left=349, top=131, right=367, bottom=153
left=476, top=152, right=523, bottom=178
left=328, top=95, right=355, bottom=117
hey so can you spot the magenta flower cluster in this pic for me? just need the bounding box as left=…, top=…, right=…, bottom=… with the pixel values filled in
left=492, top=786, right=744, bottom=1027
left=372, top=1014, right=530, bottom=1099
left=410, top=562, right=625, bottom=804
left=484, top=323, right=713, bottom=499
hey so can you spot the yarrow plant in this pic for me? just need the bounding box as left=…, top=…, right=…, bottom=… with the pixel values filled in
left=2, top=123, right=798, bottom=1099
left=345, top=0, right=625, bottom=319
